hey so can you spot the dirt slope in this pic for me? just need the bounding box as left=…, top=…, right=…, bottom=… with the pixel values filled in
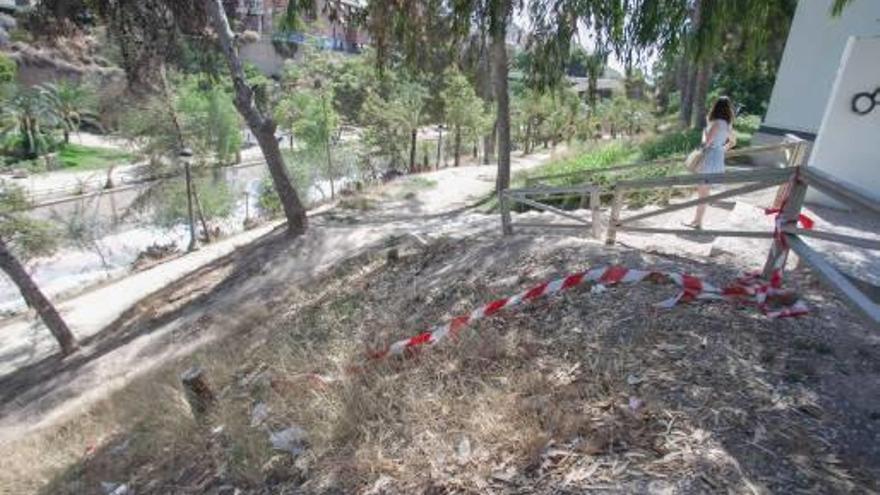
left=12, top=231, right=879, bottom=494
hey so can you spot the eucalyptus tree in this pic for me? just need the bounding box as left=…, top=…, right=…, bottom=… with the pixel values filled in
left=367, top=0, right=516, bottom=192
left=0, top=186, right=77, bottom=355
left=41, top=0, right=310, bottom=236
left=440, top=67, right=489, bottom=166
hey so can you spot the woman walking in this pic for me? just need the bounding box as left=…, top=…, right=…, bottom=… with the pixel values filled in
left=686, top=96, right=737, bottom=229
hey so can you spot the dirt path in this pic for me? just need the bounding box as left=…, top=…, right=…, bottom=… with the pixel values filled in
left=0, top=149, right=561, bottom=441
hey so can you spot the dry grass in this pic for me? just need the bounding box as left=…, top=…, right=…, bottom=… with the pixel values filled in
left=3, top=235, right=879, bottom=494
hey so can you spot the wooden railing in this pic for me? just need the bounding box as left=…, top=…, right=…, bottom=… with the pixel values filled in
left=500, top=184, right=602, bottom=239
left=500, top=138, right=880, bottom=325
left=603, top=164, right=880, bottom=325
left=524, top=140, right=804, bottom=188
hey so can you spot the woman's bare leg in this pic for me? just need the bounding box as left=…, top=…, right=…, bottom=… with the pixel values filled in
left=691, top=184, right=709, bottom=227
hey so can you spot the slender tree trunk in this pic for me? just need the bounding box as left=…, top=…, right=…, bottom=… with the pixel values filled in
left=692, top=59, right=713, bottom=130
left=524, top=119, right=533, bottom=155
left=436, top=127, right=443, bottom=169
left=453, top=125, right=461, bottom=167
left=325, top=138, right=335, bottom=198
left=191, top=179, right=212, bottom=242
left=0, top=239, right=77, bottom=355
left=492, top=24, right=511, bottom=193
left=184, top=160, right=198, bottom=251
left=206, top=0, right=307, bottom=236
left=409, top=128, right=417, bottom=173
left=63, top=129, right=70, bottom=144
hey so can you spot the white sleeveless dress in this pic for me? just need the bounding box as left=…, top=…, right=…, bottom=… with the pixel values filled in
left=701, top=119, right=729, bottom=175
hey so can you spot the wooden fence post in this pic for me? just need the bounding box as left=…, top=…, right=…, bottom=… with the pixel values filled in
left=772, top=140, right=807, bottom=209
left=181, top=366, right=216, bottom=421
left=762, top=167, right=808, bottom=279
left=500, top=190, right=513, bottom=236
left=606, top=188, right=623, bottom=245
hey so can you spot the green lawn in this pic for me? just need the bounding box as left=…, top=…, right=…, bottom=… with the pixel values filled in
left=56, top=144, right=133, bottom=171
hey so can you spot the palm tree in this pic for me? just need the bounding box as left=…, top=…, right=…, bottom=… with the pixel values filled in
left=0, top=87, right=56, bottom=159
left=40, top=80, right=97, bottom=144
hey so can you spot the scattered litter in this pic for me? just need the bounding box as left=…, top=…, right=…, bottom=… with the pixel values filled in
left=100, top=482, right=131, bottom=495
left=250, top=402, right=269, bottom=427
left=269, top=426, right=308, bottom=456
left=626, top=374, right=644, bottom=386
left=456, top=436, right=472, bottom=463
left=591, top=284, right=607, bottom=294
left=629, top=396, right=644, bottom=413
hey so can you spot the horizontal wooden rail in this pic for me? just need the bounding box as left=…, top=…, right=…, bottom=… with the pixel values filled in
left=618, top=179, right=787, bottom=226
left=506, top=194, right=590, bottom=225
left=786, top=234, right=880, bottom=324
left=802, top=167, right=880, bottom=217
left=784, top=228, right=880, bottom=251
left=525, top=141, right=801, bottom=186
left=616, top=168, right=792, bottom=190
left=509, top=185, right=602, bottom=196
left=511, top=222, right=587, bottom=230
left=617, top=226, right=775, bottom=238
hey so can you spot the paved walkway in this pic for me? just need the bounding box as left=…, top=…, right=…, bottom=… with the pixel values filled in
left=0, top=222, right=280, bottom=378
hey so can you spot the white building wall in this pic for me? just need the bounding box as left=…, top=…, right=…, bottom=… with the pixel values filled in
left=763, top=0, right=880, bottom=137
left=806, top=36, right=880, bottom=208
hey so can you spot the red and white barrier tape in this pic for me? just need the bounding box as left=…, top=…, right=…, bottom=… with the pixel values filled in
left=371, top=264, right=808, bottom=360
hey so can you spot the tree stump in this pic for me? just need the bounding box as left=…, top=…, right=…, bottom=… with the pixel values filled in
left=180, top=366, right=216, bottom=420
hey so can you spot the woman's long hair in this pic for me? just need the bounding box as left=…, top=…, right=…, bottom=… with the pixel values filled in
left=708, top=97, right=735, bottom=124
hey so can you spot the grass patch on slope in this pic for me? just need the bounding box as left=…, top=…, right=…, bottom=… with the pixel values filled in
left=57, top=144, right=133, bottom=171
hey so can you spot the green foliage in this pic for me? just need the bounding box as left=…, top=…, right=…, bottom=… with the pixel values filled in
left=0, top=185, right=57, bottom=260
left=177, top=79, right=242, bottom=164
left=440, top=67, right=491, bottom=156
left=0, top=54, right=17, bottom=84
left=121, top=74, right=241, bottom=166
left=56, top=144, right=132, bottom=171
left=639, top=129, right=702, bottom=162
left=258, top=152, right=316, bottom=216
left=152, top=178, right=234, bottom=227
left=361, top=76, right=428, bottom=169
left=39, top=80, right=98, bottom=141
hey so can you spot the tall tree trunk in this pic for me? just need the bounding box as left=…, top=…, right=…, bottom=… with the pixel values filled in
left=483, top=125, right=496, bottom=165
left=692, top=59, right=713, bottom=130
left=491, top=14, right=511, bottom=194
left=478, top=34, right=496, bottom=166
left=0, top=239, right=77, bottom=355
left=680, top=61, right=697, bottom=127
left=409, top=129, right=417, bottom=173
left=206, top=0, right=307, bottom=236
left=453, top=125, right=461, bottom=167
left=524, top=119, right=533, bottom=155
left=679, top=1, right=702, bottom=127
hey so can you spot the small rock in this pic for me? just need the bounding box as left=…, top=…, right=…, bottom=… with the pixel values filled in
left=591, top=284, right=607, bottom=294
